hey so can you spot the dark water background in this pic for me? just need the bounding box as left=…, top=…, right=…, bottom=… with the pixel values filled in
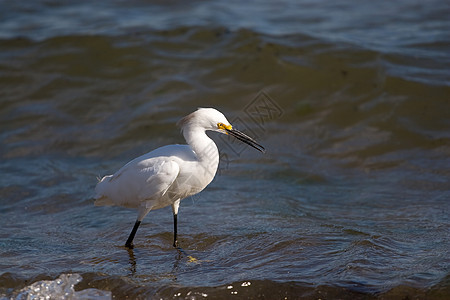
left=1, top=1, right=449, bottom=299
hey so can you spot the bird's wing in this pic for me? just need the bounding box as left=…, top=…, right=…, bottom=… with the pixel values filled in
left=136, top=158, right=180, bottom=202
left=95, top=157, right=180, bottom=208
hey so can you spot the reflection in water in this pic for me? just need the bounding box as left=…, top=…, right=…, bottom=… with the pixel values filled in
left=125, top=245, right=200, bottom=282
left=126, top=248, right=136, bottom=275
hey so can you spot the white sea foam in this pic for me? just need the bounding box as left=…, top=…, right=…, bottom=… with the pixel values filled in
left=12, top=273, right=111, bottom=300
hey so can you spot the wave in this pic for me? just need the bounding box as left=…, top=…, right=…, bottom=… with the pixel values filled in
left=1, top=24, right=448, bottom=300
left=1, top=272, right=448, bottom=299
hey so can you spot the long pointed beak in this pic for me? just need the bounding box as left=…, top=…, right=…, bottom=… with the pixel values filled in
left=225, top=128, right=265, bottom=153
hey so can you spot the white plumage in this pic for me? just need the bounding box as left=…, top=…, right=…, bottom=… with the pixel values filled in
left=95, top=107, right=265, bottom=248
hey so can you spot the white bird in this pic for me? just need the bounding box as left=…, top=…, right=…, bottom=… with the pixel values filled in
left=95, top=108, right=265, bottom=248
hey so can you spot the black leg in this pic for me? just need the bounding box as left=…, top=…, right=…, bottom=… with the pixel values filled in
left=125, top=220, right=141, bottom=249
left=173, top=213, right=178, bottom=248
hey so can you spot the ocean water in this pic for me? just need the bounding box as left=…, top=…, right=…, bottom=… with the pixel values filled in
left=0, top=1, right=449, bottom=299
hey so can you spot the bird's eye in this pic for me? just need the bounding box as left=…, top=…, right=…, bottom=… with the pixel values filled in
left=217, top=122, right=232, bottom=131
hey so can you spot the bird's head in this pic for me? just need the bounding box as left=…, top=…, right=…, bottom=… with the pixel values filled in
left=178, top=108, right=265, bottom=153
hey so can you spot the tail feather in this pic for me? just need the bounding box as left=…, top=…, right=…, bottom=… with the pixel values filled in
left=94, top=195, right=113, bottom=206
left=94, top=175, right=114, bottom=206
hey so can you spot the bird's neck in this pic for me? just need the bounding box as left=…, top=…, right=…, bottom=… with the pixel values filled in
left=184, top=127, right=219, bottom=165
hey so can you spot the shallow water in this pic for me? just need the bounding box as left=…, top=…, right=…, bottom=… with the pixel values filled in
left=1, top=1, right=449, bottom=299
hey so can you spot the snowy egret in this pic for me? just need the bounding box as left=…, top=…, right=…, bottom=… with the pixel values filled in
left=95, top=108, right=265, bottom=248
